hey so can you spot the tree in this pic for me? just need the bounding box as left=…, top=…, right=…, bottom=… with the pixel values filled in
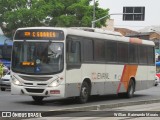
left=0, top=0, right=109, bottom=37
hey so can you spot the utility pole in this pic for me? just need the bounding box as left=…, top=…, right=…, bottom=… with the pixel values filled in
left=91, top=13, right=123, bottom=28
left=92, top=0, right=96, bottom=28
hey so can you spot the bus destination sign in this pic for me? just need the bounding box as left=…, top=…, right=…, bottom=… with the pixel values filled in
left=14, top=29, right=64, bottom=40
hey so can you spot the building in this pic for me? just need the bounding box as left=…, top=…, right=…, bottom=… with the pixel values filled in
left=0, top=35, right=12, bottom=46
left=103, top=19, right=138, bottom=36
left=114, top=27, right=138, bottom=36
left=126, top=26, right=160, bottom=50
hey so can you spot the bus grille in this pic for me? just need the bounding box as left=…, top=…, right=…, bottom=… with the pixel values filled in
left=25, top=88, right=44, bottom=93
left=19, top=76, right=52, bottom=81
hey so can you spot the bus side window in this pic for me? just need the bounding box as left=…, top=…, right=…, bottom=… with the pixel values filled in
left=106, top=41, right=117, bottom=62
left=68, top=41, right=81, bottom=63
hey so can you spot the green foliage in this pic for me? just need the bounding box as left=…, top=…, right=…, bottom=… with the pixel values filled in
left=0, top=0, right=109, bottom=37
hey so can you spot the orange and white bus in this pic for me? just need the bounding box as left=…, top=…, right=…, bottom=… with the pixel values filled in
left=11, top=27, right=155, bottom=103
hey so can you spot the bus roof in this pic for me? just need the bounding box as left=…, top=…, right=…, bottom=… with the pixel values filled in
left=15, top=27, right=155, bottom=46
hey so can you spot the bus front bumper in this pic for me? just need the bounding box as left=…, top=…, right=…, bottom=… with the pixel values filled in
left=11, top=83, right=65, bottom=98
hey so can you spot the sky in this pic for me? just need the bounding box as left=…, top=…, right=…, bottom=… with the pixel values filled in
left=95, top=0, right=160, bottom=31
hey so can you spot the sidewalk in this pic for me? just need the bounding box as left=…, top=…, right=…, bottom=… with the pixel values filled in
left=24, top=102, right=160, bottom=120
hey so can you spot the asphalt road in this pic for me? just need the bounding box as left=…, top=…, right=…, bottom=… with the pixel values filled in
left=0, top=85, right=160, bottom=112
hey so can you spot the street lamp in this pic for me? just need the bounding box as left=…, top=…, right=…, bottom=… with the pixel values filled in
left=91, top=13, right=123, bottom=28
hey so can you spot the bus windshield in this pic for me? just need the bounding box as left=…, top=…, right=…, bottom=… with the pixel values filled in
left=11, top=41, right=64, bottom=75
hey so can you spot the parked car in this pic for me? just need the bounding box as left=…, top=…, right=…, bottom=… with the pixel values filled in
left=155, top=73, right=160, bottom=86
left=0, top=71, right=10, bottom=91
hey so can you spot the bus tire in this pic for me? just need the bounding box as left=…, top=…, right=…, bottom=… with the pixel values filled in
left=126, top=79, right=135, bottom=98
left=154, top=83, right=158, bottom=86
left=77, top=81, right=90, bottom=104
left=1, top=88, right=6, bottom=91
left=32, top=96, right=44, bottom=102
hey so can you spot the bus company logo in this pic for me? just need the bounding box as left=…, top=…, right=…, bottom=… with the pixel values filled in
left=2, top=112, right=11, bottom=117
left=91, top=72, right=109, bottom=80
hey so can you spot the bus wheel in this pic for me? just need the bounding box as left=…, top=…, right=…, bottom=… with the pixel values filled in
left=126, top=79, right=135, bottom=98
left=154, top=83, right=158, bottom=86
left=77, top=81, right=90, bottom=104
left=32, top=96, right=44, bottom=102
left=1, top=88, right=6, bottom=91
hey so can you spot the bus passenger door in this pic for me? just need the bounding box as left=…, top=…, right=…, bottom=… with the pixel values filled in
left=66, top=39, right=82, bottom=97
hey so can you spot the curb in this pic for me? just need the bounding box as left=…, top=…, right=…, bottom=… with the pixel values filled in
left=42, top=98, right=160, bottom=116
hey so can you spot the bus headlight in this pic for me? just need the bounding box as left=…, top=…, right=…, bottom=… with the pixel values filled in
left=11, top=76, right=22, bottom=86
left=49, top=79, right=61, bottom=87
